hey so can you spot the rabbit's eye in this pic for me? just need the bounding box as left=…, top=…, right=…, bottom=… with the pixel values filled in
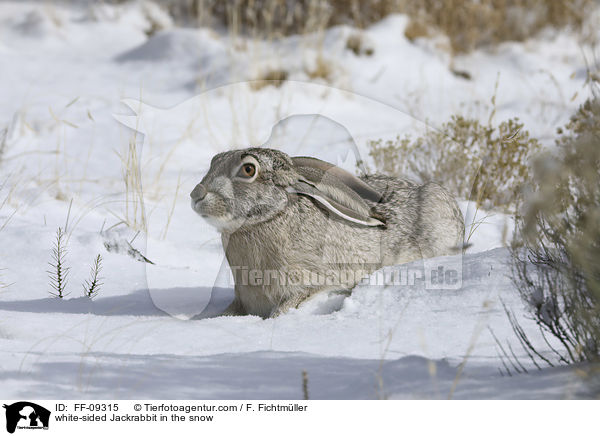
left=239, top=163, right=256, bottom=178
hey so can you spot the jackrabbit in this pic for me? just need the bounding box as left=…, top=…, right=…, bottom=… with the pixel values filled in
left=191, top=147, right=464, bottom=318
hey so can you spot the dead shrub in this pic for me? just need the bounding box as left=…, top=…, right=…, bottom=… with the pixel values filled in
left=367, top=116, right=541, bottom=208
left=508, top=95, right=600, bottom=366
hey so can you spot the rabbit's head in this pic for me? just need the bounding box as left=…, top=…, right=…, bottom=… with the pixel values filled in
left=190, top=148, right=294, bottom=232
left=191, top=147, right=386, bottom=233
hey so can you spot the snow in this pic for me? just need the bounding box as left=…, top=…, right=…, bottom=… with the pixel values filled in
left=0, top=0, right=598, bottom=399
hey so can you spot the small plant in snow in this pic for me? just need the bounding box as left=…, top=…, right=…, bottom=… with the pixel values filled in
left=48, top=227, right=70, bottom=298
left=83, top=254, right=103, bottom=299
left=47, top=227, right=105, bottom=299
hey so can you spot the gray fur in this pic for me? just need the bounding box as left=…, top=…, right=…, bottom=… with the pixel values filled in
left=191, top=147, right=465, bottom=318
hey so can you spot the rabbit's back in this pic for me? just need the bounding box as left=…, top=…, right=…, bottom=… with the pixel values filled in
left=361, top=174, right=464, bottom=262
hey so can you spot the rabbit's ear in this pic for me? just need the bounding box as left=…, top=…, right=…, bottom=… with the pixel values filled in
left=292, top=157, right=383, bottom=203
left=288, top=180, right=386, bottom=227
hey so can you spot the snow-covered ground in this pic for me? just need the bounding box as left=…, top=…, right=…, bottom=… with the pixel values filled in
left=0, top=1, right=598, bottom=399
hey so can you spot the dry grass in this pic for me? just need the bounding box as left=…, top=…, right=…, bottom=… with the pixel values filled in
left=161, top=0, right=334, bottom=37
left=401, top=0, right=595, bottom=53
left=249, top=54, right=338, bottom=90
left=112, top=128, right=147, bottom=232
left=345, top=32, right=374, bottom=56
left=154, top=0, right=595, bottom=53
left=305, top=54, right=333, bottom=80
left=249, top=68, right=289, bottom=90
left=404, top=15, right=432, bottom=42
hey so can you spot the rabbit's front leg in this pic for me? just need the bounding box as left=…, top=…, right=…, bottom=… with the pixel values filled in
left=269, top=291, right=312, bottom=318
left=222, top=297, right=247, bottom=316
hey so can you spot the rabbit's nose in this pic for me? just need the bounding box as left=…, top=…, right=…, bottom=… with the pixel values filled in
left=190, top=183, right=207, bottom=201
